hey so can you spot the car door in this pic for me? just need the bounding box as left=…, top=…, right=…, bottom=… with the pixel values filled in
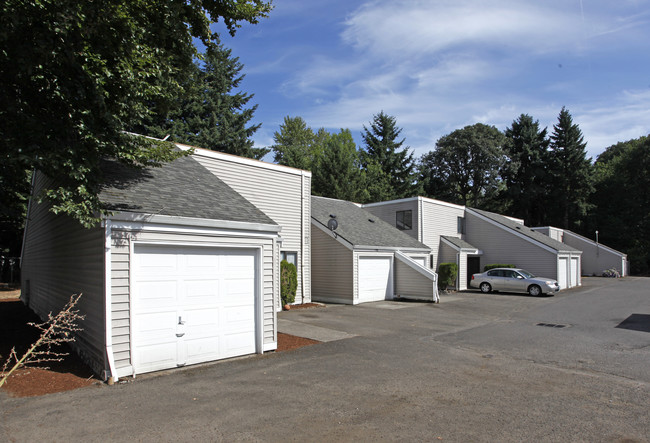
left=507, top=270, right=528, bottom=292
left=486, top=270, right=505, bottom=291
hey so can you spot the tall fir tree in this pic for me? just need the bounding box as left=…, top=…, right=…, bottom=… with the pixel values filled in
left=548, top=107, right=593, bottom=229
left=311, top=129, right=366, bottom=202
left=502, top=114, right=551, bottom=226
left=361, top=111, right=418, bottom=201
left=135, top=41, right=267, bottom=159
left=271, top=116, right=329, bottom=170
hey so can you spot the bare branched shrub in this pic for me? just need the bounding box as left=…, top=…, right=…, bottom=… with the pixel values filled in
left=0, top=293, right=85, bottom=388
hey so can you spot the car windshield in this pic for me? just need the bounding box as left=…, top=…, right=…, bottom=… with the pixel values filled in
left=518, top=269, right=535, bottom=279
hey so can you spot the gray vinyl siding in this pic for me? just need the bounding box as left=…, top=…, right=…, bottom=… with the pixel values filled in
left=561, top=231, right=626, bottom=276
left=192, top=151, right=311, bottom=304
left=364, top=200, right=419, bottom=241
left=21, top=172, right=106, bottom=376
left=465, top=211, right=558, bottom=280
left=109, top=226, right=277, bottom=374
left=311, top=226, right=353, bottom=303
left=394, top=259, right=435, bottom=299
left=420, top=199, right=466, bottom=270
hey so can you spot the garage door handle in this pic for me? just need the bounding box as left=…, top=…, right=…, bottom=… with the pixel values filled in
left=178, top=316, right=185, bottom=325
left=176, top=332, right=185, bottom=337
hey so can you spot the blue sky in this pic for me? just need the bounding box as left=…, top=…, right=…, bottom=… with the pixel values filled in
left=215, top=0, right=650, bottom=161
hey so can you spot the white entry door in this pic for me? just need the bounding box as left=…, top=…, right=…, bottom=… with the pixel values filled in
left=132, top=245, right=257, bottom=374
left=358, top=256, right=392, bottom=303
left=558, top=257, right=568, bottom=290
left=570, top=257, right=580, bottom=288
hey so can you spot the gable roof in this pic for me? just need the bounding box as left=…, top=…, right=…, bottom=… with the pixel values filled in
left=99, top=154, right=276, bottom=226
left=441, top=235, right=479, bottom=251
left=467, top=208, right=579, bottom=253
left=311, top=196, right=430, bottom=251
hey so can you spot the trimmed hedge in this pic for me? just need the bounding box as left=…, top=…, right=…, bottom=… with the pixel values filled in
left=281, top=260, right=297, bottom=305
left=438, top=262, right=458, bottom=290
left=484, top=264, right=516, bottom=272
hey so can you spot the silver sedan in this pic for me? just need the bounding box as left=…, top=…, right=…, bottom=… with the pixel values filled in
left=470, top=268, right=560, bottom=296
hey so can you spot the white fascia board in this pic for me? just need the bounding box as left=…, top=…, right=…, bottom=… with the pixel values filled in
left=355, top=245, right=431, bottom=253
left=395, top=251, right=437, bottom=281
left=176, top=143, right=312, bottom=178
left=311, top=219, right=354, bottom=251
left=361, top=196, right=420, bottom=208
left=108, top=212, right=281, bottom=234
left=420, top=196, right=466, bottom=211
left=466, top=208, right=560, bottom=255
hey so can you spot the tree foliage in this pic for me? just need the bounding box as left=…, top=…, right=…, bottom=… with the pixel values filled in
left=420, top=123, right=507, bottom=209
left=502, top=114, right=551, bottom=226
left=312, top=130, right=366, bottom=202
left=133, top=41, right=267, bottom=159
left=588, top=136, right=650, bottom=274
left=271, top=116, right=328, bottom=170
left=547, top=107, right=593, bottom=229
left=0, top=0, right=273, bottom=243
left=361, top=111, right=419, bottom=201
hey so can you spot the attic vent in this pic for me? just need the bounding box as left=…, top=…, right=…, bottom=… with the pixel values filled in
left=329, top=214, right=337, bottom=218
left=368, top=218, right=375, bottom=223
left=515, top=226, right=521, bottom=230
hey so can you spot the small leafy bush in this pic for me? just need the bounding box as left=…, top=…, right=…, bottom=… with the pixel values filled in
left=484, top=264, right=516, bottom=272
left=437, top=262, right=458, bottom=291
left=602, top=268, right=620, bottom=278
left=281, top=260, right=297, bottom=305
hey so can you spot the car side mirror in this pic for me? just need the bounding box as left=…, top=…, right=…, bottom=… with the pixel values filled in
left=516, top=275, right=524, bottom=279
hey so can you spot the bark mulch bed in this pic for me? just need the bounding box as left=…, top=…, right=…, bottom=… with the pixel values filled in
left=1, top=293, right=320, bottom=398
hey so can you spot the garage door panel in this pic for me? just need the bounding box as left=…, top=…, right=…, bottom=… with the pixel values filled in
left=358, top=256, right=392, bottom=303
left=222, top=331, right=256, bottom=358
left=132, top=246, right=257, bottom=374
left=558, top=258, right=568, bottom=290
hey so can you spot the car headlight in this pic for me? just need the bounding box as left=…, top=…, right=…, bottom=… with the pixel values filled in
left=546, top=281, right=555, bottom=285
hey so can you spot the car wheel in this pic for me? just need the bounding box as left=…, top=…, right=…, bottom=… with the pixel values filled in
left=480, top=282, right=492, bottom=293
left=528, top=285, right=542, bottom=296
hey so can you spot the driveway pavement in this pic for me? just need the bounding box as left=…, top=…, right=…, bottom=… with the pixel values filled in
left=2, top=277, right=648, bottom=442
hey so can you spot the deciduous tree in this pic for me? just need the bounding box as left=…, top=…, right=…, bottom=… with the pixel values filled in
left=420, top=123, right=507, bottom=209
left=0, top=0, right=273, bottom=241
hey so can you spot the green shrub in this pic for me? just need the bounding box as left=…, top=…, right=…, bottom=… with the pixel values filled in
left=484, top=264, right=516, bottom=272
left=437, top=262, right=458, bottom=290
left=280, top=260, right=297, bottom=305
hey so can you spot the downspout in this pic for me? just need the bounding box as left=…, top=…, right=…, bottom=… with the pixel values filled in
left=301, top=172, right=306, bottom=304
left=418, top=197, right=424, bottom=243
left=104, top=219, right=118, bottom=383
left=20, top=170, right=37, bottom=304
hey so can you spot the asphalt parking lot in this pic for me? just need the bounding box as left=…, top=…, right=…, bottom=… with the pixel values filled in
left=1, top=277, right=648, bottom=442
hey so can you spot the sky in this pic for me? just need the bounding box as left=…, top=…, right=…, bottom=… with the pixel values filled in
left=214, top=0, right=650, bottom=161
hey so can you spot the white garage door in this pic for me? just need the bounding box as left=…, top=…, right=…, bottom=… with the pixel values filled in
left=558, top=257, right=568, bottom=290
left=570, top=257, right=579, bottom=288
left=132, top=244, right=257, bottom=374
left=358, top=256, right=392, bottom=303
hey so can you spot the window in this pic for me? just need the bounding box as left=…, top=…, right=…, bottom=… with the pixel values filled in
left=396, top=210, right=412, bottom=230
left=281, top=251, right=297, bottom=267
left=457, top=216, right=466, bottom=234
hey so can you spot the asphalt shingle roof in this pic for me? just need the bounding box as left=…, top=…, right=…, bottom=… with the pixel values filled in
left=312, top=196, right=430, bottom=250
left=99, top=154, right=276, bottom=226
left=468, top=208, right=579, bottom=253
left=441, top=236, right=478, bottom=250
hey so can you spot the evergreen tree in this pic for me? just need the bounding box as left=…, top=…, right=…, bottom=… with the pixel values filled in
left=588, top=136, right=650, bottom=274
left=548, top=107, right=594, bottom=229
left=135, top=41, right=267, bottom=159
left=502, top=114, right=551, bottom=226
left=271, top=117, right=328, bottom=170
left=361, top=111, right=418, bottom=200
left=312, top=130, right=365, bottom=202
left=419, top=123, right=507, bottom=209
